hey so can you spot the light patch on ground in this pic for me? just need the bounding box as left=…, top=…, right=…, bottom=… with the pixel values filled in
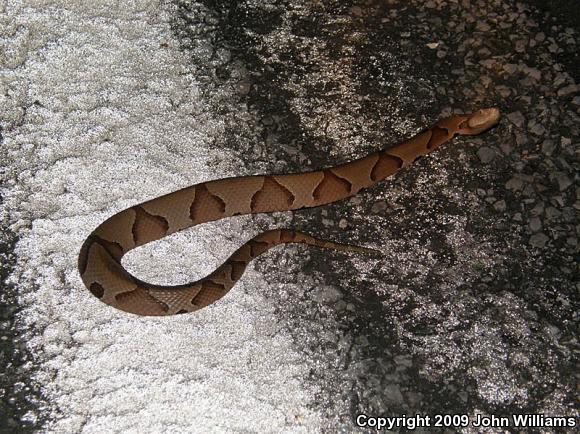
left=0, top=1, right=324, bottom=432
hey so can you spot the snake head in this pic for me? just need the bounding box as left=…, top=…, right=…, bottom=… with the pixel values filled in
left=458, top=108, right=501, bottom=135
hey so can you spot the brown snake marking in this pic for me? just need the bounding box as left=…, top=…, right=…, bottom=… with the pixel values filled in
left=79, top=108, right=500, bottom=316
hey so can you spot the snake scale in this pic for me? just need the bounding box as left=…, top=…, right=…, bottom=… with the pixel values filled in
left=78, top=108, right=500, bottom=316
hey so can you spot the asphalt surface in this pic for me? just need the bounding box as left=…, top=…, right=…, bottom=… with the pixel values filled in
left=1, top=0, right=578, bottom=433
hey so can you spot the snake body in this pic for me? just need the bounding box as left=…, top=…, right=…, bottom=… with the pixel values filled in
left=79, top=108, right=500, bottom=316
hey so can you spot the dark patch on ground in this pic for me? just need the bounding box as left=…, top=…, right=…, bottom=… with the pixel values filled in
left=172, top=0, right=579, bottom=430
left=524, top=0, right=580, bottom=80
left=0, top=229, right=44, bottom=434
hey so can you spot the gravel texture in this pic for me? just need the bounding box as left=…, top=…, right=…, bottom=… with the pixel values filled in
left=1, top=0, right=578, bottom=433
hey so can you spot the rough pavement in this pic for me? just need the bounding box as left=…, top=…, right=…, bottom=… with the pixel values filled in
left=0, top=0, right=578, bottom=432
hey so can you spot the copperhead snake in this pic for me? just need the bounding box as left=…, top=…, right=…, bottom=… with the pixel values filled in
left=78, top=108, right=500, bottom=316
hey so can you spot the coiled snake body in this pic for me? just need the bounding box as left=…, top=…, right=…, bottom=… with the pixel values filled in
left=79, top=108, right=500, bottom=316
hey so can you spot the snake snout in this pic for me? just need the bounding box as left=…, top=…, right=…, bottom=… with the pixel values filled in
left=465, top=107, right=501, bottom=133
